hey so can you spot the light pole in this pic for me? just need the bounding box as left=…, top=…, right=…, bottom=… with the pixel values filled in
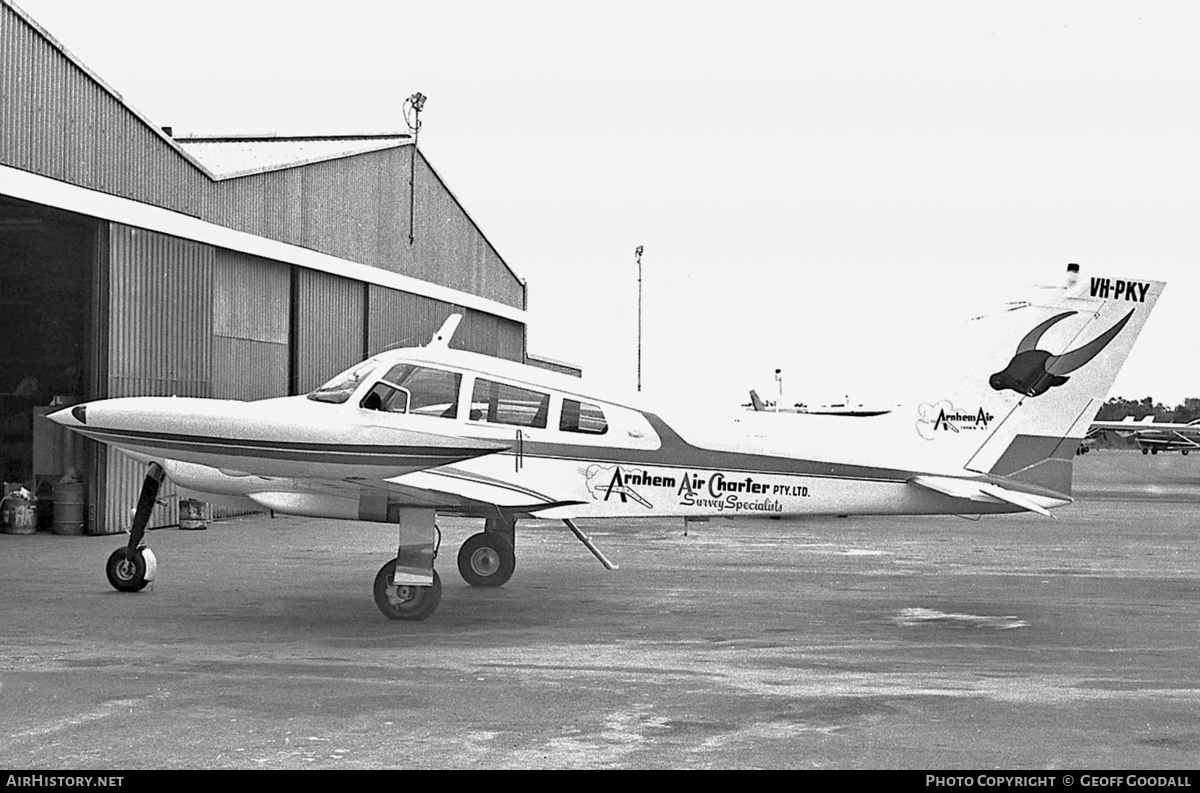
left=636, top=245, right=644, bottom=392
left=403, top=92, right=426, bottom=245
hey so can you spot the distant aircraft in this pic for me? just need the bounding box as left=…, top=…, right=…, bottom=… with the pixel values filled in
left=1089, top=416, right=1200, bottom=455
left=747, top=390, right=893, bottom=417
left=49, top=267, right=1165, bottom=621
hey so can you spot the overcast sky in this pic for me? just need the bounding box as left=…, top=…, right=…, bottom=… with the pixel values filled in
left=14, top=0, right=1200, bottom=408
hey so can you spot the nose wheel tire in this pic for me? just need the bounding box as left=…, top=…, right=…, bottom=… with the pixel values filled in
left=457, top=532, right=515, bottom=587
left=373, top=561, right=442, bottom=621
left=106, top=547, right=151, bottom=592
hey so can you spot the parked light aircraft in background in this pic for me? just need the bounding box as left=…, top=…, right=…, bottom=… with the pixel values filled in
left=1088, top=415, right=1200, bottom=455
left=49, top=266, right=1165, bottom=621
left=746, top=389, right=894, bottom=417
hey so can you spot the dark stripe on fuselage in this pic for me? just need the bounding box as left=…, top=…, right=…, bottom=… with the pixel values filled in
left=75, top=426, right=503, bottom=468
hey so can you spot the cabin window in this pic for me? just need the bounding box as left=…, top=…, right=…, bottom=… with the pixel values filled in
left=560, top=398, right=608, bottom=435
left=361, top=364, right=461, bottom=418
left=469, top=378, right=550, bottom=428
left=307, top=359, right=379, bottom=404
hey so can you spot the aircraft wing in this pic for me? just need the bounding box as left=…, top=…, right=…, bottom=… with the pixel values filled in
left=384, top=467, right=582, bottom=511
left=216, top=464, right=583, bottom=521
left=1088, top=418, right=1199, bottom=432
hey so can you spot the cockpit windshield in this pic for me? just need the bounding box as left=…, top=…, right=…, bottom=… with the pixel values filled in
left=361, top=364, right=462, bottom=418
left=307, top=359, right=380, bottom=404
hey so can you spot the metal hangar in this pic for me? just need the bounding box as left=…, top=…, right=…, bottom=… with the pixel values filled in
left=0, top=0, right=529, bottom=534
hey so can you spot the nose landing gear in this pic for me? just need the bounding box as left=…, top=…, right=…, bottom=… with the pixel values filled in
left=104, top=462, right=165, bottom=593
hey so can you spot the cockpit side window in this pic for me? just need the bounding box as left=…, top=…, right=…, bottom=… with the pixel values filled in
left=307, top=359, right=379, bottom=404
left=360, top=364, right=462, bottom=418
left=560, top=398, right=609, bottom=435
left=469, top=378, right=550, bottom=429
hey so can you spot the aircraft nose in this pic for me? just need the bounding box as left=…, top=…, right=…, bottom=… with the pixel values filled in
left=47, top=403, right=88, bottom=427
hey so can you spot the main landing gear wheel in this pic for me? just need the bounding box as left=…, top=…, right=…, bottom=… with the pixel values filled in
left=106, top=547, right=150, bottom=592
left=457, top=532, right=515, bottom=587
left=373, top=560, right=442, bottom=621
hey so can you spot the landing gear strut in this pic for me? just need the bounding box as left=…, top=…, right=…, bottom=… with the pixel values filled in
left=374, top=507, right=441, bottom=621
left=105, top=462, right=164, bottom=592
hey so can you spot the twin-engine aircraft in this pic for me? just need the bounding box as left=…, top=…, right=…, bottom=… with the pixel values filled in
left=1089, top=415, right=1200, bottom=455
left=49, top=266, right=1165, bottom=621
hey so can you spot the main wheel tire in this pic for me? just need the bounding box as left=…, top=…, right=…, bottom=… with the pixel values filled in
left=1183, top=449, right=1189, bottom=456
left=106, top=547, right=150, bottom=592
left=1142, top=448, right=1150, bottom=455
left=373, top=561, right=442, bottom=621
left=457, top=532, right=515, bottom=587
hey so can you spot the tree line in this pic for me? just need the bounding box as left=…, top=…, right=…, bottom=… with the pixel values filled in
left=1095, top=396, right=1200, bottom=423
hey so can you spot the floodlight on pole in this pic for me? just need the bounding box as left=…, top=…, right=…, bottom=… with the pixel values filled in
left=404, top=92, right=427, bottom=245
left=404, top=92, right=426, bottom=135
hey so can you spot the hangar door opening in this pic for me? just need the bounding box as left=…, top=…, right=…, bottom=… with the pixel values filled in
left=0, top=196, right=99, bottom=521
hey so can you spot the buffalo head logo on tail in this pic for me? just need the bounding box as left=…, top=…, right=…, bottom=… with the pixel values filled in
left=989, top=309, right=1134, bottom=397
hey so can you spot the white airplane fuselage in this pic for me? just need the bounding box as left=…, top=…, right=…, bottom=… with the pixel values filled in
left=50, top=344, right=1069, bottom=524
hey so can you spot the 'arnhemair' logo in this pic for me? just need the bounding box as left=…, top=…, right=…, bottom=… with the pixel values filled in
left=917, top=401, right=994, bottom=440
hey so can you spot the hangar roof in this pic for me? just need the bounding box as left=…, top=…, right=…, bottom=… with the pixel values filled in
left=175, top=134, right=412, bottom=180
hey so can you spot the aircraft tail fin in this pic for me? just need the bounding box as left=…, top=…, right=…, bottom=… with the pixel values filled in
left=910, top=266, right=1164, bottom=498
left=749, top=390, right=766, bottom=411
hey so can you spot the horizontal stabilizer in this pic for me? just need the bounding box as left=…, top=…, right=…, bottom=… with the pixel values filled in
left=976, top=483, right=1055, bottom=517
left=908, top=475, right=1061, bottom=517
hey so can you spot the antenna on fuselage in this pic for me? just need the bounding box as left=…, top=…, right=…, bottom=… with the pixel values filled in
left=428, top=314, right=463, bottom=348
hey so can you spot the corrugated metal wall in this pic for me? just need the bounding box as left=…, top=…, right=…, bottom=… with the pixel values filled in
left=0, top=1, right=526, bottom=312
left=0, top=3, right=208, bottom=215
left=213, top=250, right=290, bottom=401
left=292, top=268, right=366, bottom=394
left=366, top=285, right=446, bottom=355
left=366, top=287, right=524, bottom=362
left=101, top=224, right=214, bottom=533
left=410, top=155, right=525, bottom=308
left=453, top=309, right=525, bottom=362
